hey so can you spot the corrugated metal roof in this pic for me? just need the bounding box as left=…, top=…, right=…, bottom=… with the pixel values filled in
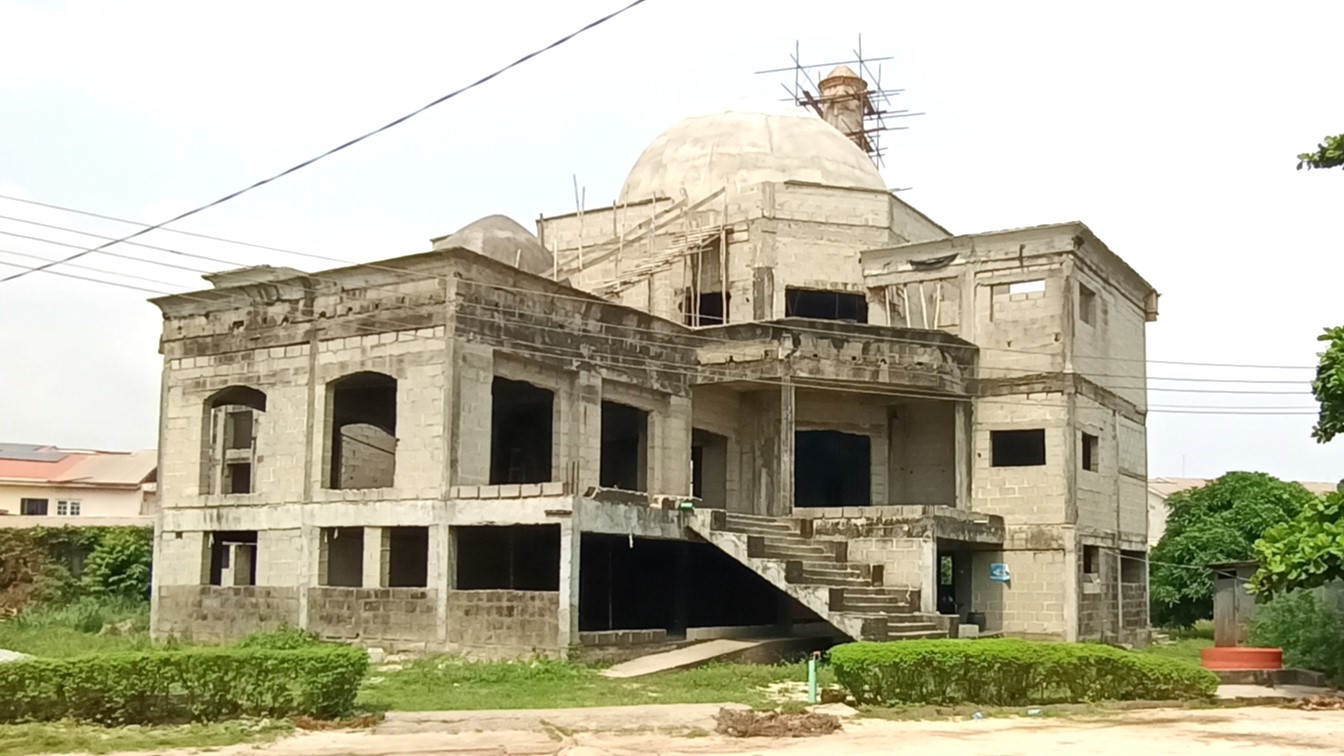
left=0, top=443, right=67, bottom=462
left=0, top=444, right=155, bottom=488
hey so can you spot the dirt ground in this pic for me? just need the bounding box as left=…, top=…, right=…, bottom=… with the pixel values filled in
left=78, top=704, right=1343, bottom=756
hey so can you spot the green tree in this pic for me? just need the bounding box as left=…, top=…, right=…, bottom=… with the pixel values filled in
left=1297, top=134, right=1344, bottom=170
left=1150, top=472, right=1317, bottom=627
left=81, top=528, right=153, bottom=601
left=1248, top=327, right=1344, bottom=596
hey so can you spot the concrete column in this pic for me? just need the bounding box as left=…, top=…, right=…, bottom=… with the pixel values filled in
left=661, top=395, right=693, bottom=496
left=432, top=523, right=450, bottom=644
left=449, top=344, right=494, bottom=486
left=298, top=523, right=318, bottom=629
left=776, top=381, right=796, bottom=516
left=574, top=372, right=603, bottom=493
left=363, top=527, right=385, bottom=588
left=1062, top=528, right=1080, bottom=642
left=919, top=538, right=937, bottom=614
left=954, top=402, right=972, bottom=509
left=557, top=519, right=582, bottom=649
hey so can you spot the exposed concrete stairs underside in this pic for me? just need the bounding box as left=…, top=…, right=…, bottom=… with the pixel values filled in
left=688, top=511, right=949, bottom=642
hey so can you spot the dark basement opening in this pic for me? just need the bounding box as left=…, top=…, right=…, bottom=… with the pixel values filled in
left=387, top=526, right=429, bottom=588
left=600, top=401, right=648, bottom=491
left=321, top=527, right=365, bottom=587
left=795, top=430, right=871, bottom=507
left=455, top=525, right=560, bottom=591
left=490, top=377, right=554, bottom=485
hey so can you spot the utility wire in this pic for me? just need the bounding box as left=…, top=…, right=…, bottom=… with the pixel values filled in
left=0, top=0, right=653, bottom=284
left=0, top=196, right=1322, bottom=374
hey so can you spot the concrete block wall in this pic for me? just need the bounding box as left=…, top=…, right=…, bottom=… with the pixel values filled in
left=691, top=385, right=745, bottom=510
left=445, top=590, right=561, bottom=656
left=795, top=389, right=890, bottom=506
left=154, top=585, right=300, bottom=642
left=1071, top=266, right=1148, bottom=410
left=307, top=587, right=438, bottom=649
left=972, top=394, right=1069, bottom=524
left=849, top=536, right=935, bottom=612
left=889, top=400, right=957, bottom=506
left=971, top=541, right=1069, bottom=639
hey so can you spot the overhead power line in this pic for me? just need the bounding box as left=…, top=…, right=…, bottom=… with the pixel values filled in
left=0, top=0, right=653, bottom=284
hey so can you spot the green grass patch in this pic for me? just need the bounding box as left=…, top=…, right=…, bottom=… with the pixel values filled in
left=0, top=719, right=291, bottom=755
left=1141, top=637, right=1212, bottom=667
left=0, top=598, right=152, bottom=658
left=359, top=657, right=835, bottom=712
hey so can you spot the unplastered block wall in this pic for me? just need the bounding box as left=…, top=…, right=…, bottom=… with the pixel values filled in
left=972, top=394, right=1069, bottom=524
left=310, top=328, right=448, bottom=501
left=971, top=540, right=1068, bottom=639
left=307, top=587, right=438, bottom=648
left=1074, top=394, right=1147, bottom=539
left=155, top=530, right=209, bottom=587
left=691, top=385, right=745, bottom=510
left=889, top=400, right=956, bottom=506
left=159, top=346, right=312, bottom=505
left=849, top=536, right=933, bottom=599
left=256, top=529, right=304, bottom=586
left=795, top=389, right=889, bottom=505
left=973, top=265, right=1068, bottom=378
left=154, top=586, right=300, bottom=641
left=445, top=590, right=560, bottom=656
left=1071, top=262, right=1149, bottom=411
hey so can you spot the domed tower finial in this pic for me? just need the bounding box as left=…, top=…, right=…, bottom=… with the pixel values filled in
left=819, top=65, right=870, bottom=155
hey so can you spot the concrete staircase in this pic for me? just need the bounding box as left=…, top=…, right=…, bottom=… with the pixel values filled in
left=688, top=511, right=949, bottom=642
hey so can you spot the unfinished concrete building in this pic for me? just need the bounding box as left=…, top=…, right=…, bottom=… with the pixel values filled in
left=149, top=67, right=1158, bottom=654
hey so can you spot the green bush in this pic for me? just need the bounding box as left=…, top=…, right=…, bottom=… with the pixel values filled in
left=81, top=528, right=153, bottom=601
left=1250, top=590, right=1344, bottom=683
left=830, top=640, right=1218, bottom=706
left=235, top=625, right=323, bottom=650
left=0, top=645, right=368, bottom=725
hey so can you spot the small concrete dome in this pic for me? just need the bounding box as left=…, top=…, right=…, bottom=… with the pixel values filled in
left=619, top=110, right=887, bottom=203
left=431, top=214, right=553, bottom=276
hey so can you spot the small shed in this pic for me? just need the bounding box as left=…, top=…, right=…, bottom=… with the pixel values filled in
left=1209, top=561, right=1259, bottom=647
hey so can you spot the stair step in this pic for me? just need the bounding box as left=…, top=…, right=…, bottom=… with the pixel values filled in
left=722, top=514, right=803, bottom=534
left=887, top=629, right=949, bottom=640
left=798, top=561, right=864, bottom=576
left=758, top=543, right=833, bottom=558
left=843, top=587, right=916, bottom=599
left=840, top=597, right=916, bottom=612
left=794, top=573, right=875, bottom=587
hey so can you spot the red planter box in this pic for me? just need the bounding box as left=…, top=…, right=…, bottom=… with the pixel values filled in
left=1200, top=646, right=1284, bottom=670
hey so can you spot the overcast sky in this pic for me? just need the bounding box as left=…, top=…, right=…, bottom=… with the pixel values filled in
left=1, top=0, right=1341, bottom=482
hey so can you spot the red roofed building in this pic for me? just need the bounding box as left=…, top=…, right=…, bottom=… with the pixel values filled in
left=0, top=443, right=156, bottom=525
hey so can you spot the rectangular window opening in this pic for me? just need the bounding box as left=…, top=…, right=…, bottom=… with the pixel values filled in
left=320, top=527, right=365, bottom=587
left=600, top=401, right=649, bottom=491
left=224, top=462, right=252, bottom=494
left=454, top=525, right=560, bottom=591
left=490, top=377, right=555, bottom=485
left=1083, top=545, right=1100, bottom=575
left=20, top=498, right=48, bottom=516
left=795, top=430, right=871, bottom=507
left=207, top=530, right=258, bottom=587
left=387, top=526, right=429, bottom=588
left=224, top=410, right=254, bottom=450
left=683, top=292, right=730, bottom=327
left=990, top=429, right=1046, bottom=467
left=1121, top=550, right=1146, bottom=583
left=327, top=373, right=397, bottom=490
left=784, top=288, right=868, bottom=323
left=1079, top=284, right=1097, bottom=326
left=1082, top=432, right=1099, bottom=472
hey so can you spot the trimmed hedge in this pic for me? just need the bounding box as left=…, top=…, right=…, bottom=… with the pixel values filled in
left=0, top=645, right=368, bottom=724
left=830, top=640, right=1218, bottom=706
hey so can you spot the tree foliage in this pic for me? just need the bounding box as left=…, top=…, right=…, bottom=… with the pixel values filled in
left=1297, top=133, right=1344, bottom=170
left=1150, top=472, right=1316, bottom=627
left=1251, top=491, right=1344, bottom=596
left=81, top=529, right=153, bottom=601
left=1311, top=326, right=1344, bottom=443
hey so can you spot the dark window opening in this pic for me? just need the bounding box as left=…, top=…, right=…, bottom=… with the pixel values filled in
left=1121, top=550, right=1145, bottom=583
left=321, top=527, right=365, bottom=587
left=387, top=526, right=429, bottom=588
left=691, top=429, right=729, bottom=509
left=490, top=377, right=554, bottom=485
left=990, top=429, right=1046, bottom=467
left=209, top=385, right=267, bottom=413
left=1083, top=545, right=1100, bottom=575
left=785, top=288, right=867, bottom=323
left=224, top=410, right=253, bottom=450
left=1079, top=284, right=1097, bottom=326
left=207, top=530, right=258, bottom=586
left=20, top=498, right=48, bottom=516
left=225, top=462, right=252, bottom=494
left=600, top=401, right=648, bottom=491
left=795, top=430, right=871, bottom=507
left=683, top=292, right=730, bottom=327
left=455, top=525, right=559, bottom=590
left=580, top=535, right=791, bottom=633
left=328, top=372, right=397, bottom=490
left=1082, top=432, right=1099, bottom=472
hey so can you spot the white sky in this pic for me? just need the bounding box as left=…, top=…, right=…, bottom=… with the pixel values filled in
left=1, top=0, right=1341, bottom=481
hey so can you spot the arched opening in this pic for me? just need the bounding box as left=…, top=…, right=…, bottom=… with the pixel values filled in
left=326, top=371, right=397, bottom=490
left=202, top=385, right=268, bottom=495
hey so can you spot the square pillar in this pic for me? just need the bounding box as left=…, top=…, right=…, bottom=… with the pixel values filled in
left=954, top=402, right=972, bottom=509
left=573, top=372, right=603, bottom=493
left=775, top=381, right=795, bottom=516
left=363, top=527, right=386, bottom=589
left=557, top=520, right=581, bottom=649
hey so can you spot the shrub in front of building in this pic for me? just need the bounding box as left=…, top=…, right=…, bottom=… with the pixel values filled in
left=830, top=639, right=1217, bottom=706
left=0, top=644, right=368, bottom=724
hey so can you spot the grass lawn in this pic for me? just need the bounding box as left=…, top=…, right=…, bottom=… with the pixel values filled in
left=0, top=720, right=292, bottom=756
left=359, top=657, right=835, bottom=712
left=1142, top=637, right=1213, bottom=667
left=0, top=599, right=153, bottom=657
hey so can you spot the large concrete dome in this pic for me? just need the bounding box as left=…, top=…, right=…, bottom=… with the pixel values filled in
left=619, top=110, right=887, bottom=203
left=431, top=214, right=553, bottom=276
